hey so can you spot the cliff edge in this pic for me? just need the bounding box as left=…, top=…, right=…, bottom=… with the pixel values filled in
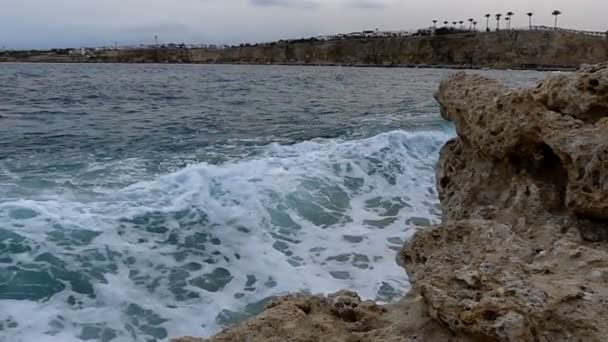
left=173, top=64, right=608, bottom=342
left=192, top=31, right=608, bottom=70
left=4, top=31, right=608, bottom=70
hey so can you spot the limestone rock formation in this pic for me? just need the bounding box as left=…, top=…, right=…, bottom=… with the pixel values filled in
left=405, top=63, right=608, bottom=341
left=174, top=64, right=608, bottom=342
left=173, top=291, right=463, bottom=342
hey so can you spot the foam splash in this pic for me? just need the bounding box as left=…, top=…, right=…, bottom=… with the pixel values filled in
left=0, top=130, right=452, bottom=341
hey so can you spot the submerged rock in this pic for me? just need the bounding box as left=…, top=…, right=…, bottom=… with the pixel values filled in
left=173, top=64, right=608, bottom=342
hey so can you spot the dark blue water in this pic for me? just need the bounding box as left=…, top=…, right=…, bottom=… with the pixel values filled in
left=0, top=63, right=546, bottom=342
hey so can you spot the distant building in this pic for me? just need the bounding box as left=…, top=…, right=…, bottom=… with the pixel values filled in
left=346, top=32, right=365, bottom=38
left=69, top=48, right=87, bottom=56
left=362, top=30, right=376, bottom=37
left=415, top=28, right=433, bottom=36
left=375, top=31, right=393, bottom=38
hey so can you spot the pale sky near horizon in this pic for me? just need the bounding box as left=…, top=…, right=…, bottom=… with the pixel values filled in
left=1, top=0, right=605, bottom=49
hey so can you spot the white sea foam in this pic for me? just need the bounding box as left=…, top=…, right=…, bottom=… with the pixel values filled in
left=0, top=129, right=452, bottom=341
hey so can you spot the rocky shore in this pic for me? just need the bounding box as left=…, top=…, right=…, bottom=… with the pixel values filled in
left=173, top=64, right=608, bottom=342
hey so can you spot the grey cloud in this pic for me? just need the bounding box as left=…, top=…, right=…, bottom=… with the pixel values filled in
left=249, top=0, right=319, bottom=9
left=249, top=0, right=387, bottom=9
left=345, top=0, right=387, bottom=9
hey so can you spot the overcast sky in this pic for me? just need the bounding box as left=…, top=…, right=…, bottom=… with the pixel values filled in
left=1, top=0, right=605, bottom=49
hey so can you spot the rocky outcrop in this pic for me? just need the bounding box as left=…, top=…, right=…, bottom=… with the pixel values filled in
left=405, top=64, right=608, bottom=341
left=174, top=64, right=608, bottom=342
left=174, top=291, right=465, bottom=342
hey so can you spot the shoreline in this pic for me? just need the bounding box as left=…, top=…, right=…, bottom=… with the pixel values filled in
left=0, top=60, right=576, bottom=72
left=2, top=31, right=604, bottom=72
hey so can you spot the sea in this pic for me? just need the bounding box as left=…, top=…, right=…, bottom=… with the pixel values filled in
left=0, top=63, right=547, bottom=342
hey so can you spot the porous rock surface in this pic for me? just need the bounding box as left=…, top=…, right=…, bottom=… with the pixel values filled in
left=174, top=291, right=463, bottom=342
left=173, top=64, right=608, bottom=342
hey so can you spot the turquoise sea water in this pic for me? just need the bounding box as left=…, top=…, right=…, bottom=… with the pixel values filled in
left=0, top=64, right=546, bottom=341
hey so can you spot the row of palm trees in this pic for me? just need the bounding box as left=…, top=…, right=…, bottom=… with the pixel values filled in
left=432, top=10, right=563, bottom=32
left=432, top=19, right=480, bottom=31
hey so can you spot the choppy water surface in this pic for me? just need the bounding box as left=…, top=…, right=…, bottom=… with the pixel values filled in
left=0, top=63, right=546, bottom=341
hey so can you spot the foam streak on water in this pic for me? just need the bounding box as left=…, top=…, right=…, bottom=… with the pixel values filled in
left=0, top=130, right=450, bottom=342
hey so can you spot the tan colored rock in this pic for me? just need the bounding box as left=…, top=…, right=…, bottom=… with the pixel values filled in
left=174, top=64, right=608, bottom=342
left=435, top=64, right=608, bottom=228
left=404, top=64, right=608, bottom=341
left=172, top=291, right=465, bottom=342
left=401, top=219, right=608, bottom=341
left=532, top=64, right=608, bottom=123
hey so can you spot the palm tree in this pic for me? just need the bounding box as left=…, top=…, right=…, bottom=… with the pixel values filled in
left=495, top=13, right=502, bottom=31
left=527, top=12, right=533, bottom=30
left=432, top=20, right=438, bottom=29
left=506, top=11, right=514, bottom=30
left=473, top=21, right=478, bottom=30
left=459, top=20, right=464, bottom=29
left=444, top=21, right=449, bottom=27
left=468, top=18, right=474, bottom=30
left=485, top=14, right=491, bottom=31
left=452, top=21, right=457, bottom=29
left=552, top=10, right=562, bottom=30
left=505, top=17, right=510, bottom=30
